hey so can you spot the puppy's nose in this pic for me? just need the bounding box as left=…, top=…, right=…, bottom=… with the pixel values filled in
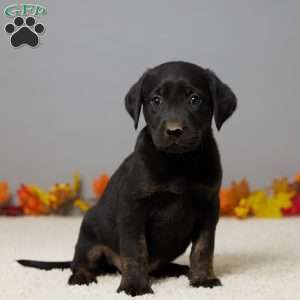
left=165, top=121, right=184, bottom=137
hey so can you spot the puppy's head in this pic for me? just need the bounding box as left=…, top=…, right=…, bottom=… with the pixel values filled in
left=125, top=61, right=237, bottom=153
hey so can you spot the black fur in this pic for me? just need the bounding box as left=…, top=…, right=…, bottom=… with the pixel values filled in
left=18, top=61, right=237, bottom=296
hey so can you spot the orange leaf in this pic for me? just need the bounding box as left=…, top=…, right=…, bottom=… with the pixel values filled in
left=220, top=179, right=250, bottom=215
left=0, top=182, right=10, bottom=203
left=93, top=174, right=110, bottom=198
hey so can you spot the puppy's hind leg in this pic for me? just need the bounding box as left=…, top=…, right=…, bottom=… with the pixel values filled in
left=68, top=240, right=98, bottom=286
left=68, top=225, right=101, bottom=286
left=68, top=240, right=120, bottom=286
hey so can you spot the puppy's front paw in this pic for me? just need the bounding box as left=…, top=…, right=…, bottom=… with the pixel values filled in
left=190, top=277, right=222, bottom=288
left=68, top=272, right=97, bottom=286
left=117, top=281, right=153, bottom=297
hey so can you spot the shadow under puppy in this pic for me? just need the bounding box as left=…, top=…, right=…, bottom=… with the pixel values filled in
left=18, top=61, right=237, bottom=296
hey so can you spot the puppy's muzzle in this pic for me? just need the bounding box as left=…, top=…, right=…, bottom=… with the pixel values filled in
left=165, top=121, right=184, bottom=138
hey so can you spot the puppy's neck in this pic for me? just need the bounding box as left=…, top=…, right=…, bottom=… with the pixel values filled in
left=134, top=127, right=221, bottom=188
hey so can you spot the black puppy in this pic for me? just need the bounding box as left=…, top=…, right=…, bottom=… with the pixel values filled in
left=18, top=61, right=237, bottom=296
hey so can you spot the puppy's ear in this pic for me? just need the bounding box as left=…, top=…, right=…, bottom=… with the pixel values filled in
left=206, top=69, right=237, bottom=130
left=125, top=71, right=148, bottom=130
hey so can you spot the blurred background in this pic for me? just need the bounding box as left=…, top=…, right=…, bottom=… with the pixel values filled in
left=0, top=0, right=299, bottom=198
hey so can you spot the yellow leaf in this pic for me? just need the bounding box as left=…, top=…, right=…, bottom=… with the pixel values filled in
left=74, top=199, right=90, bottom=212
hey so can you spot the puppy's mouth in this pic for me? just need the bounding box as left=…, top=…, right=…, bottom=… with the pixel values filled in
left=154, top=137, right=201, bottom=154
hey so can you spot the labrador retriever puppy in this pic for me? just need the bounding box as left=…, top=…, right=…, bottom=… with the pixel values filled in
left=18, top=61, right=237, bottom=296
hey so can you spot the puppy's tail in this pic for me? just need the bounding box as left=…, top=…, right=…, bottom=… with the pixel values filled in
left=17, top=259, right=71, bottom=270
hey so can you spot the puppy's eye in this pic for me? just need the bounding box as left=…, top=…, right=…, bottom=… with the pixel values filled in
left=151, top=96, right=162, bottom=106
left=190, top=94, right=203, bottom=106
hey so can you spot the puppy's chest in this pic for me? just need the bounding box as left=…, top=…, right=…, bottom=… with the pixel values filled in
left=145, top=193, right=202, bottom=258
left=150, top=176, right=209, bottom=196
left=147, top=192, right=202, bottom=229
left=149, top=162, right=215, bottom=196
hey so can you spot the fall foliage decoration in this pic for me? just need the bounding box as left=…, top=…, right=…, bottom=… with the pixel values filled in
left=220, top=175, right=300, bottom=219
left=1, top=171, right=300, bottom=218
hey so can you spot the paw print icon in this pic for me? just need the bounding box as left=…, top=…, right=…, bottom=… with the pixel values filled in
left=5, top=16, right=45, bottom=48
